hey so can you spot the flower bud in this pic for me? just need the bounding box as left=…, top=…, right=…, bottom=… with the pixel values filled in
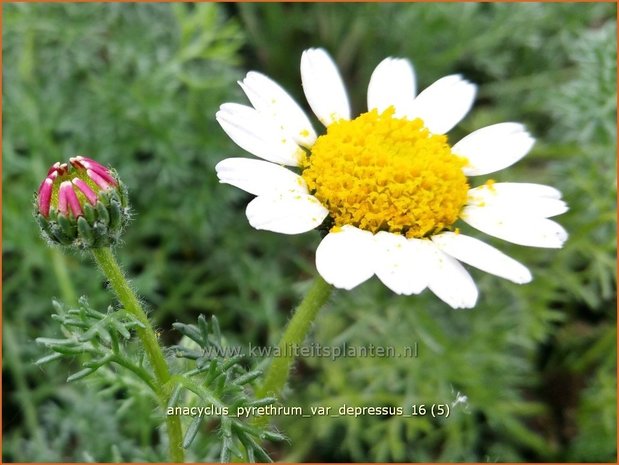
left=34, top=156, right=129, bottom=249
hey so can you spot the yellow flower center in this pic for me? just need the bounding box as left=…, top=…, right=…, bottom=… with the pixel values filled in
left=301, top=107, right=469, bottom=238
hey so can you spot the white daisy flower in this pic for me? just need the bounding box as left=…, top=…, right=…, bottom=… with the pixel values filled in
left=215, top=48, right=568, bottom=309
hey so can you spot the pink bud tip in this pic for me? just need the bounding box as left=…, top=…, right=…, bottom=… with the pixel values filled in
left=72, top=156, right=117, bottom=187
left=89, top=164, right=117, bottom=186
left=69, top=156, right=86, bottom=169
left=38, top=171, right=57, bottom=195
left=87, top=169, right=113, bottom=190
left=47, top=163, right=60, bottom=176
left=72, top=156, right=104, bottom=170
left=72, top=178, right=98, bottom=205
left=38, top=178, right=54, bottom=217
left=47, top=162, right=68, bottom=176
left=58, top=181, right=83, bottom=217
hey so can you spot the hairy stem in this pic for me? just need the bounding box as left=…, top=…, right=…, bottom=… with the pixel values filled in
left=111, top=355, right=158, bottom=394
left=50, top=247, right=78, bottom=305
left=257, top=275, right=332, bottom=399
left=91, top=247, right=184, bottom=463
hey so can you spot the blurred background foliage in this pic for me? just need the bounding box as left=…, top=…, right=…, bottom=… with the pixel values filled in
left=3, top=2, right=616, bottom=462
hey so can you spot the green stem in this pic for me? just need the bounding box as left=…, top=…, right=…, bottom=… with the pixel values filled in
left=91, top=247, right=184, bottom=463
left=111, top=355, right=159, bottom=394
left=257, top=275, right=333, bottom=399
left=50, top=247, right=78, bottom=305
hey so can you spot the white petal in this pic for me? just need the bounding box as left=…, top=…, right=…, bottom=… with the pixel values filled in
left=316, top=226, right=375, bottom=290
left=216, top=103, right=304, bottom=166
left=432, top=232, right=532, bottom=284
left=239, top=71, right=317, bottom=148
left=424, top=240, right=478, bottom=309
left=453, top=123, right=536, bottom=176
left=405, top=75, right=476, bottom=134
left=215, top=158, right=308, bottom=197
left=300, top=48, right=351, bottom=126
left=374, top=232, right=428, bottom=295
left=467, top=183, right=568, bottom=218
left=367, top=58, right=416, bottom=115
left=246, top=193, right=328, bottom=235
left=469, top=182, right=563, bottom=200
left=461, top=206, right=568, bottom=248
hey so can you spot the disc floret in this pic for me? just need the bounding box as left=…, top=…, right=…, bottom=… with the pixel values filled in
left=301, top=107, right=470, bottom=238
